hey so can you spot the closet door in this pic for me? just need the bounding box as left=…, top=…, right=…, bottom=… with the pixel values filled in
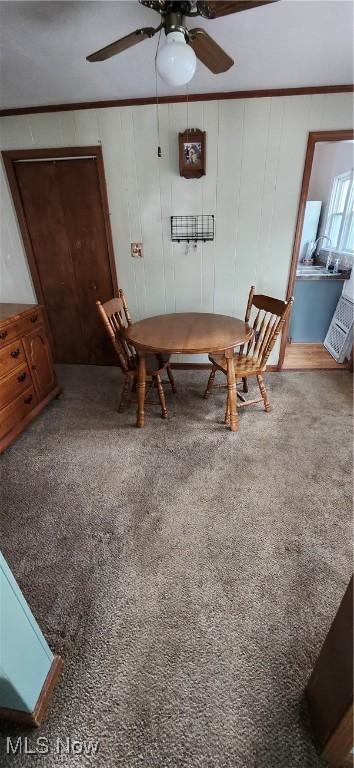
left=13, top=155, right=117, bottom=364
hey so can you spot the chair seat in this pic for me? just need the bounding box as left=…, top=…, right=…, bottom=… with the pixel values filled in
left=209, top=353, right=264, bottom=377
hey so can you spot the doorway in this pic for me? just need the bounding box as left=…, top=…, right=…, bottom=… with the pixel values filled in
left=279, top=130, right=354, bottom=371
left=2, top=146, right=118, bottom=365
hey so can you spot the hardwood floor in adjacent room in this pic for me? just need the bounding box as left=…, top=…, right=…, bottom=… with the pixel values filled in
left=283, top=343, right=348, bottom=370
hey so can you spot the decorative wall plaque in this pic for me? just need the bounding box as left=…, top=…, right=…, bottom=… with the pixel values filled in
left=178, top=129, right=206, bottom=179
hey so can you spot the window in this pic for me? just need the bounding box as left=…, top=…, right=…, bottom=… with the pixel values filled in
left=324, top=169, right=354, bottom=254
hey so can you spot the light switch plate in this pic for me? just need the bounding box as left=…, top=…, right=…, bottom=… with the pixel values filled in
left=131, top=242, right=143, bottom=258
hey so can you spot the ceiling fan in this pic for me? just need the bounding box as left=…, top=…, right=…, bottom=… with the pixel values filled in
left=86, top=1, right=278, bottom=87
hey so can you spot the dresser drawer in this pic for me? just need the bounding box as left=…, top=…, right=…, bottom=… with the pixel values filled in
left=0, top=386, right=37, bottom=440
left=0, top=340, right=26, bottom=379
left=0, top=309, right=43, bottom=349
left=0, top=365, right=31, bottom=410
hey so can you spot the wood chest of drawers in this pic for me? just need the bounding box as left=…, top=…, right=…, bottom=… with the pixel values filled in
left=0, top=304, right=60, bottom=453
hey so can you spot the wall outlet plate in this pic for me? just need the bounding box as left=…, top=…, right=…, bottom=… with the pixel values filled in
left=131, top=243, right=143, bottom=258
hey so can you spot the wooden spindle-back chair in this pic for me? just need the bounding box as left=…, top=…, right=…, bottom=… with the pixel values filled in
left=96, top=290, right=176, bottom=418
left=204, top=287, right=293, bottom=420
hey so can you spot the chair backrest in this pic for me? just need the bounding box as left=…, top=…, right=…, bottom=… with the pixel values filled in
left=242, top=286, right=293, bottom=367
left=96, top=290, right=135, bottom=372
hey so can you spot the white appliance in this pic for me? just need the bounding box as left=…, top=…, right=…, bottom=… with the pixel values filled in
left=299, top=201, right=322, bottom=262
left=324, top=295, right=353, bottom=362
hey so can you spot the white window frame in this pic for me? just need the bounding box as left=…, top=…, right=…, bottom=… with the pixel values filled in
left=323, top=169, right=354, bottom=256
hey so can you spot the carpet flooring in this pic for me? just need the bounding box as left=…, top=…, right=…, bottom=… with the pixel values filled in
left=1, top=366, right=353, bottom=768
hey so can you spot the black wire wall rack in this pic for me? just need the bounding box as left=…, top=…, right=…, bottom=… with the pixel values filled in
left=171, top=215, right=215, bottom=243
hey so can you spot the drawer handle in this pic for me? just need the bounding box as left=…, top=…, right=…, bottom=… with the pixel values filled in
left=24, top=395, right=33, bottom=405
left=0, top=330, right=8, bottom=340
left=18, top=372, right=27, bottom=382
left=11, top=348, right=20, bottom=358
left=30, top=314, right=38, bottom=323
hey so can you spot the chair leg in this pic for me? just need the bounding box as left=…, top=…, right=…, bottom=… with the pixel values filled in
left=257, top=374, right=271, bottom=412
left=242, top=377, right=248, bottom=393
left=204, top=365, right=216, bottom=399
left=155, top=374, right=168, bottom=419
left=166, top=364, right=176, bottom=393
left=118, top=373, right=130, bottom=412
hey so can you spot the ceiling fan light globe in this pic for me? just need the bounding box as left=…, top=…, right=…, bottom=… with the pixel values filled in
left=156, top=31, right=197, bottom=86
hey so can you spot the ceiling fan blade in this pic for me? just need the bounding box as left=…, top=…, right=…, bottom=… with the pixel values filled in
left=188, top=28, right=233, bottom=74
left=87, top=27, right=156, bottom=62
left=197, top=1, right=278, bottom=19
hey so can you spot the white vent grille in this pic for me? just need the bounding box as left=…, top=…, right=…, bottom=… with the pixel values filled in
left=324, top=295, right=353, bottom=362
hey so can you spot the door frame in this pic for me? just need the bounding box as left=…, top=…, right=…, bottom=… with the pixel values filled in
left=278, top=129, right=354, bottom=370
left=1, top=145, right=119, bottom=308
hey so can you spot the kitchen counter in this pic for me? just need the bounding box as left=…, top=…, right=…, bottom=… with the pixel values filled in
left=296, top=265, right=350, bottom=281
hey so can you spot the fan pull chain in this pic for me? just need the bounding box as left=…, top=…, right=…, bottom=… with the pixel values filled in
left=155, top=30, right=162, bottom=158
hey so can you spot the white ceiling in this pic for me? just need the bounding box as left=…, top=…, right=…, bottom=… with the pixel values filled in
left=0, top=0, right=353, bottom=110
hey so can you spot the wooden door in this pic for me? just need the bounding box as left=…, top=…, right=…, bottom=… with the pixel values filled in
left=11, top=153, right=117, bottom=365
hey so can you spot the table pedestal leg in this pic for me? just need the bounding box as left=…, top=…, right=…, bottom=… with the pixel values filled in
left=136, top=354, right=146, bottom=428
left=226, top=354, right=238, bottom=432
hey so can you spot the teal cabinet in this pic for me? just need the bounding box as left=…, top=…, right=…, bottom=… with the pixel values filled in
left=289, top=279, right=345, bottom=343
left=0, top=551, right=53, bottom=713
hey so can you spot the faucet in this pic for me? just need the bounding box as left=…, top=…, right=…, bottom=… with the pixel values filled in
left=313, top=235, right=332, bottom=255
left=303, top=235, right=332, bottom=263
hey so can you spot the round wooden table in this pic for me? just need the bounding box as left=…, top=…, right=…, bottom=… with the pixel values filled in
left=124, top=312, right=252, bottom=432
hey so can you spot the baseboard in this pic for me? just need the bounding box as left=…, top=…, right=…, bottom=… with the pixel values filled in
left=280, top=366, right=348, bottom=372
left=171, top=363, right=280, bottom=371
left=0, top=655, right=63, bottom=727
left=171, top=363, right=212, bottom=369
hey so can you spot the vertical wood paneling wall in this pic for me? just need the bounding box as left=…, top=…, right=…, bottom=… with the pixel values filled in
left=0, top=93, right=352, bottom=363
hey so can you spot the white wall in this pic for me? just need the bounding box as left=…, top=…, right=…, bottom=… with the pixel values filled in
left=0, top=157, right=36, bottom=302
left=308, top=140, right=353, bottom=201
left=0, top=92, right=353, bottom=363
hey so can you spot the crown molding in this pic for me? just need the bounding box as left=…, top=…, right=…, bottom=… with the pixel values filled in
left=0, top=84, right=353, bottom=117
